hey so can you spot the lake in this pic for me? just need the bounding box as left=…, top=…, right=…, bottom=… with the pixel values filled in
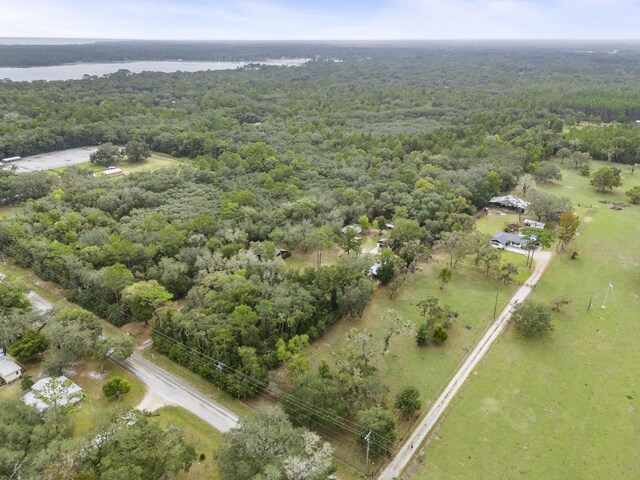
left=0, top=58, right=309, bottom=82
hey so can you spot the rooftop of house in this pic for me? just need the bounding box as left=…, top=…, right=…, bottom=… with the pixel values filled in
left=0, top=355, right=22, bottom=378
left=492, top=231, right=530, bottom=246
left=22, top=375, right=83, bottom=411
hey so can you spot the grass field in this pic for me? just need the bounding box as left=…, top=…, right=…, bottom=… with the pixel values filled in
left=284, top=231, right=384, bottom=270
left=411, top=161, right=640, bottom=479
left=153, top=406, right=226, bottom=479
left=299, top=243, right=532, bottom=475
left=51, top=152, right=185, bottom=176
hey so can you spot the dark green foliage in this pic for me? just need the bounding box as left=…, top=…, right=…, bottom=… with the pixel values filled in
left=416, top=323, right=429, bottom=346
left=125, top=138, right=150, bottom=163
left=217, top=408, right=334, bottom=480
left=591, top=166, right=622, bottom=192
left=80, top=412, right=196, bottom=479
left=394, top=386, right=421, bottom=418
left=511, top=301, right=553, bottom=338
left=0, top=277, right=31, bottom=313
left=20, top=374, right=34, bottom=391
left=356, top=406, right=397, bottom=459
left=533, top=162, right=562, bottom=183
left=102, top=376, right=132, bottom=399
left=438, top=267, right=452, bottom=289
left=627, top=186, right=640, bottom=204
left=1, top=43, right=638, bottom=400
left=376, top=248, right=402, bottom=285
left=432, top=325, right=449, bottom=344
left=8, top=330, right=49, bottom=362
left=0, top=399, right=74, bottom=479
left=90, top=142, right=122, bottom=166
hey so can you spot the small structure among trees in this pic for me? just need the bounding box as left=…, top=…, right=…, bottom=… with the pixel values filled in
left=488, top=195, right=530, bottom=213
left=0, top=355, right=23, bottom=384
left=22, top=375, right=84, bottom=411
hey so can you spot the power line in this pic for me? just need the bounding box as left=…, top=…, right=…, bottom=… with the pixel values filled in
left=0, top=236, right=399, bottom=454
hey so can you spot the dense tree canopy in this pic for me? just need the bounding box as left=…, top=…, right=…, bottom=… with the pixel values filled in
left=1, top=43, right=637, bottom=401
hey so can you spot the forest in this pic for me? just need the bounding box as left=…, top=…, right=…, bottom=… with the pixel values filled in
left=1, top=44, right=639, bottom=457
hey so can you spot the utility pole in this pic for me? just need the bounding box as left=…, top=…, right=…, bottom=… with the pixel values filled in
left=587, top=292, right=594, bottom=311
left=364, top=430, right=372, bottom=478
left=493, top=291, right=499, bottom=320
left=601, top=281, right=613, bottom=309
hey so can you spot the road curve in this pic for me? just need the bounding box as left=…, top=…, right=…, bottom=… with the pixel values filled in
left=117, top=353, right=239, bottom=433
left=378, top=250, right=553, bottom=480
left=5, top=272, right=240, bottom=434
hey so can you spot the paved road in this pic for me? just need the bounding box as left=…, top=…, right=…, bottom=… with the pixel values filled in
left=8, top=273, right=239, bottom=433
left=117, top=353, right=239, bottom=433
left=25, top=291, right=55, bottom=313
left=2, top=146, right=97, bottom=173
left=378, top=250, right=554, bottom=480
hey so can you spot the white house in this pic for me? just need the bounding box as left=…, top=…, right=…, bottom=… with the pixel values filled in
left=22, top=376, right=83, bottom=411
left=0, top=355, right=23, bottom=384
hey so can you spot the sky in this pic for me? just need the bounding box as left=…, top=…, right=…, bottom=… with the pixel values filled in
left=1, top=0, right=639, bottom=41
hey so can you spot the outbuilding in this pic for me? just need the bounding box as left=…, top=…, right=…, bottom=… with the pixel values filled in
left=0, top=355, right=23, bottom=385
left=22, top=376, right=83, bottom=411
left=102, top=167, right=124, bottom=178
left=488, top=195, right=530, bottom=213
left=524, top=219, right=545, bottom=229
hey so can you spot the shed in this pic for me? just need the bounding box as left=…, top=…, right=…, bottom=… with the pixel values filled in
left=0, top=355, right=23, bottom=384
left=102, top=167, right=124, bottom=177
left=341, top=225, right=362, bottom=234
left=524, top=219, right=545, bottom=229
left=1, top=156, right=21, bottom=163
left=22, top=376, right=83, bottom=411
left=488, top=195, right=530, bottom=213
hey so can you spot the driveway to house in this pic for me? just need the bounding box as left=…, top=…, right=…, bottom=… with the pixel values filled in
left=378, top=250, right=554, bottom=480
left=9, top=274, right=240, bottom=433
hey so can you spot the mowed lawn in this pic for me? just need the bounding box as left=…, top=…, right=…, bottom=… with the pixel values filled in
left=50, top=151, right=185, bottom=176
left=153, top=406, right=226, bottom=480
left=412, top=162, right=640, bottom=480
left=302, top=245, right=530, bottom=475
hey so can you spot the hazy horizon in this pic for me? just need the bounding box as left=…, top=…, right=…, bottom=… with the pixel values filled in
left=1, top=1, right=639, bottom=41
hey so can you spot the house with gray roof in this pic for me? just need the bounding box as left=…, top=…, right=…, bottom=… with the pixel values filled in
left=491, top=231, right=530, bottom=249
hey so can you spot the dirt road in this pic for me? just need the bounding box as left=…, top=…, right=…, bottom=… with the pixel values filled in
left=378, top=250, right=554, bottom=480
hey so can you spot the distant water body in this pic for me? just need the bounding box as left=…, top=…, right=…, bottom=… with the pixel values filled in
left=0, top=59, right=309, bottom=82
left=0, top=37, right=100, bottom=45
